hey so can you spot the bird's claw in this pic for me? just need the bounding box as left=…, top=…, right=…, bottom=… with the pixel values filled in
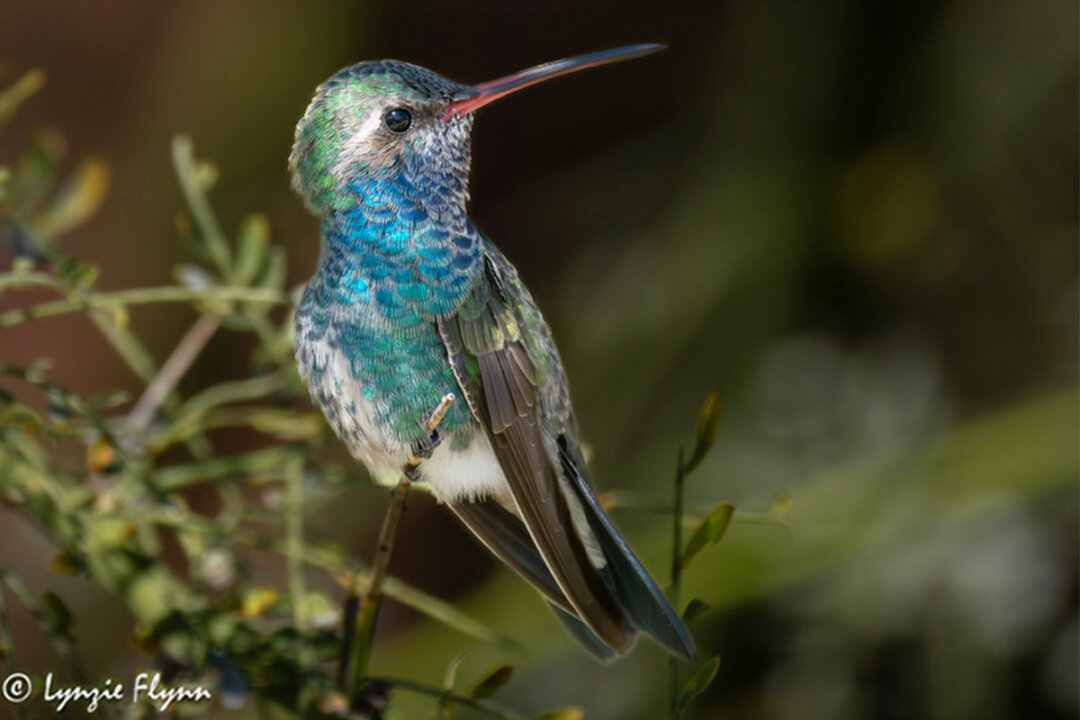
left=413, top=428, right=442, bottom=460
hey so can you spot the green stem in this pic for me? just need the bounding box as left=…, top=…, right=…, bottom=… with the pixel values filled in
left=345, top=476, right=412, bottom=698
left=170, top=373, right=293, bottom=426
left=171, top=136, right=232, bottom=275
left=154, top=446, right=307, bottom=490
left=669, top=448, right=686, bottom=720
left=285, top=459, right=306, bottom=633
left=0, top=285, right=286, bottom=327
left=342, top=393, right=456, bottom=705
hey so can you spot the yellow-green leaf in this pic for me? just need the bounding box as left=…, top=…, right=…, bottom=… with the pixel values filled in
left=684, top=392, right=721, bottom=473
left=678, top=656, right=720, bottom=713
left=443, top=649, right=471, bottom=690
left=682, top=598, right=712, bottom=623
left=257, top=246, right=286, bottom=291
left=470, top=664, right=514, bottom=699
left=0, top=69, right=46, bottom=124
left=232, top=213, right=270, bottom=286
left=32, top=158, right=110, bottom=239
left=42, top=591, right=75, bottom=640
left=48, top=551, right=85, bottom=577
left=241, top=587, right=279, bottom=618
left=680, top=502, right=735, bottom=569
left=533, top=709, right=585, bottom=720
left=768, top=491, right=794, bottom=516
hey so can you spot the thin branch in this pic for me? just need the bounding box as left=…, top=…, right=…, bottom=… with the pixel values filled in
left=171, top=136, right=232, bottom=275
left=0, top=285, right=287, bottom=327
left=126, top=313, right=220, bottom=432
left=154, top=446, right=307, bottom=490
left=285, top=458, right=307, bottom=635
left=342, top=393, right=456, bottom=702
left=668, top=448, right=686, bottom=720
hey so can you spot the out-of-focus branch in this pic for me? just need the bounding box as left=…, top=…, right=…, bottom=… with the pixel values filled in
left=126, top=313, right=220, bottom=432
left=0, top=285, right=286, bottom=327
left=342, top=393, right=457, bottom=704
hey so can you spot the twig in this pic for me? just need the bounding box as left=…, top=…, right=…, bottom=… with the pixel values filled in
left=154, top=446, right=306, bottom=490
left=126, top=313, right=220, bottom=432
left=341, top=393, right=456, bottom=703
left=285, top=458, right=307, bottom=636
left=668, top=448, right=686, bottom=720
left=172, top=136, right=232, bottom=275
left=0, top=285, right=286, bottom=327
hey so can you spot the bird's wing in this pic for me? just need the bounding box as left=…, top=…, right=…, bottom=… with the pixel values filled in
left=449, top=499, right=617, bottom=661
left=437, top=254, right=635, bottom=654
left=441, top=242, right=696, bottom=661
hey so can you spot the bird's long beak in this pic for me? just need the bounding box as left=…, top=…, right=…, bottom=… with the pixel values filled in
left=445, top=43, right=664, bottom=120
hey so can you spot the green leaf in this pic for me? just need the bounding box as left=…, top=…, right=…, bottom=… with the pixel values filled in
left=12, top=130, right=63, bottom=213
left=42, top=591, right=75, bottom=641
left=297, top=591, right=338, bottom=630
left=32, top=157, right=110, bottom=239
left=55, top=256, right=99, bottom=289
left=440, top=650, right=472, bottom=719
left=470, top=664, right=514, bottom=699
left=232, top=213, right=270, bottom=286
left=533, top=709, right=585, bottom=720
left=0, top=69, right=46, bottom=125
left=681, top=598, right=712, bottom=623
left=443, top=650, right=471, bottom=690
left=171, top=136, right=231, bottom=273
left=48, top=551, right=86, bottom=577
left=680, top=503, right=735, bottom=569
left=768, top=491, right=794, bottom=516
left=257, top=246, right=286, bottom=290
left=677, top=656, right=720, bottom=713
left=240, top=587, right=279, bottom=618
left=684, top=392, right=721, bottom=473
left=88, top=389, right=130, bottom=411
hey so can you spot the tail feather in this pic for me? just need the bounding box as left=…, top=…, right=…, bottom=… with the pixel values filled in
left=551, top=604, right=617, bottom=662
left=558, top=437, right=698, bottom=662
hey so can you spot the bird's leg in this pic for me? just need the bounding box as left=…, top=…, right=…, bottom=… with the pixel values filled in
left=411, top=428, right=441, bottom=463
left=406, top=394, right=456, bottom=475
left=342, top=393, right=456, bottom=703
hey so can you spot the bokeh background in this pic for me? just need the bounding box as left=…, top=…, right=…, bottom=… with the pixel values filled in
left=1, top=0, right=1077, bottom=718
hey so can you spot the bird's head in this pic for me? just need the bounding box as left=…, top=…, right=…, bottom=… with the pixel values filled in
left=289, top=44, right=664, bottom=216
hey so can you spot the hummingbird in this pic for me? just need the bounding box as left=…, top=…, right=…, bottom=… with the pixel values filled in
left=290, top=44, right=695, bottom=662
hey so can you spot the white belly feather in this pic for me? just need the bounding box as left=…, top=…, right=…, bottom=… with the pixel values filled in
left=301, top=338, right=511, bottom=503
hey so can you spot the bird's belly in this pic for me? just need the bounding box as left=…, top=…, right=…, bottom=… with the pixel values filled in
left=297, top=335, right=510, bottom=503
left=300, top=337, right=408, bottom=483
left=420, top=427, right=512, bottom=504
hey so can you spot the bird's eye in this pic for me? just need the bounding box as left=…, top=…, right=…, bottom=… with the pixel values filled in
left=383, top=107, right=413, bottom=134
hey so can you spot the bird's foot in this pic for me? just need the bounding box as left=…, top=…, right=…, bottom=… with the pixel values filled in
left=413, top=428, right=442, bottom=460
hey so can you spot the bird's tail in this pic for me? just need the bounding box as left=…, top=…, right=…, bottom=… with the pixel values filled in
left=557, top=438, right=698, bottom=662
